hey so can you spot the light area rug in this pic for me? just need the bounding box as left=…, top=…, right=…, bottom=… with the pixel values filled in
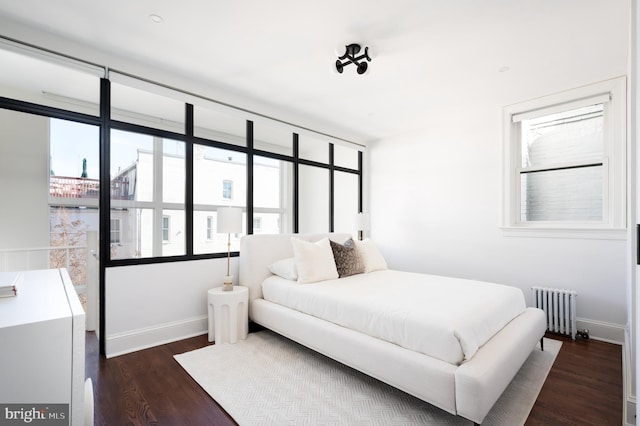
left=175, top=331, right=560, bottom=426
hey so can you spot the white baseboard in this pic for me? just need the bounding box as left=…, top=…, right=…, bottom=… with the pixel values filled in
left=104, top=316, right=625, bottom=354
left=575, top=319, right=633, bottom=424
left=105, top=315, right=208, bottom=358
left=625, top=397, right=636, bottom=426
left=576, top=317, right=625, bottom=344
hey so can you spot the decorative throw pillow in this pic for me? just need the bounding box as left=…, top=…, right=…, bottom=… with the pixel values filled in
left=291, top=237, right=339, bottom=284
left=268, top=257, right=298, bottom=281
left=355, top=238, right=388, bottom=273
left=329, top=238, right=364, bottom=278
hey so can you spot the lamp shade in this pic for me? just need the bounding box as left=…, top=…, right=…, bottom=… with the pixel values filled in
left=356, top=212, right=370, bottom=231
left=217, top=207, right=243, bottom=233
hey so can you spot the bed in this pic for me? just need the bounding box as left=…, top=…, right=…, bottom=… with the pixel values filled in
left=239, top=233, right=546, bottom=424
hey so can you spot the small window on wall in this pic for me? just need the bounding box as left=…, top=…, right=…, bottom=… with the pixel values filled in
left=502, top=77, right=626, bottom=238
left=110, top=219, right=121, bottom=244
left=519, top=104, right=604, bottom=222
left=162, top=216, right=170, bottom=242
left=223, top=180, right=233, bottom=200
left=206, top=216, right=213, bottom=240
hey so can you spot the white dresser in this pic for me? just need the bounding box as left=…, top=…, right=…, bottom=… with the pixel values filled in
left=0, top=269, right=85, bottom=425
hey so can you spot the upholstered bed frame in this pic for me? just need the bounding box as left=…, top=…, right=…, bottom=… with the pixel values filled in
left=239, top=233, right=546, bottom=424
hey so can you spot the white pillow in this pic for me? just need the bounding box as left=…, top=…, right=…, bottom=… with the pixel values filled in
left=291, top=237, right=339, bottom=284
left=355, top=238, right=388, bottom=273
left=268, top=257, right=298, bottom=281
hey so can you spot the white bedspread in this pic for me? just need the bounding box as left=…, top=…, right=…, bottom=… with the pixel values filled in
left=261, top=270, right=526, bottom=365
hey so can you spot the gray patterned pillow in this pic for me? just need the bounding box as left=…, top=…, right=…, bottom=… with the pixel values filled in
left=330, top=238, right=365, bottom=278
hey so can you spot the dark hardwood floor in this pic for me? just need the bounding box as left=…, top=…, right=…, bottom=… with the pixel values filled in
left=86, top=331, right=622, bottom=426
left=86, top=333, right=234, bottom=426
left=525, top=334, right=622, bottom=426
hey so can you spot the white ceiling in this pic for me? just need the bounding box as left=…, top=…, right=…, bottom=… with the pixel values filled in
left=0, top=0, right=631, bottom=144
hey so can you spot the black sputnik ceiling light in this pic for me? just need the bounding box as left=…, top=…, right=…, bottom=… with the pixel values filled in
left=335, top=43, right=371, bottom=75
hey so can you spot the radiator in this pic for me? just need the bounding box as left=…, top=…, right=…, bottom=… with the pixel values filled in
left=532, top=286, right=577, bottom=339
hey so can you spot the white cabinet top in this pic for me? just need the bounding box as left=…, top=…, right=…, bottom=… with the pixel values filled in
left=0, top=269, right=73, bottom=328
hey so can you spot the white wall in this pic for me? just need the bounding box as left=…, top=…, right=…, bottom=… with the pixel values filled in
left=105, top=256, right=236, bottom=357
left=369, top=89, right=628, bottom=342
left=298, top=165, right=330, bottom=233
left=367, top=0, right=631, bottom=343
left=0, top=109, right=50, bottom=269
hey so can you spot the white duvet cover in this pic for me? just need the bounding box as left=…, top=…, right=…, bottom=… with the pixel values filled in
left=261, top=270, right=526, bottom=365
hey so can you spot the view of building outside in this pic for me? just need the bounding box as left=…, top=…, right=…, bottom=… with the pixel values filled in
left=49, top=119, right=99, bottom=288
left=49, top=206, right=93, bottom=286
left=193, top=144, right=246, bottom=255
left=253, top=155, right=292, bottom=235
left=519, top=104, right=604, bottom=222
left=49, top=119, right=287, bottom=264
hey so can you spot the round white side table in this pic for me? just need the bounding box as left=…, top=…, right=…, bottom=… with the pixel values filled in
left=207, top=286, right=249, bottom=344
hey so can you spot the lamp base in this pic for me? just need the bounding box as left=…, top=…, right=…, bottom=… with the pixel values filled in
left=223, top=275, right=233, bottom=291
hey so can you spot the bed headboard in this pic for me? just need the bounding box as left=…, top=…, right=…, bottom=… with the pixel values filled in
left=239, top=233, right=351, bottom=318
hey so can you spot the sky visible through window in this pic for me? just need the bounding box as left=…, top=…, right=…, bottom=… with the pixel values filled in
left=49, top=118, right=99, bottom=178
left=51, top=118, right=282, bottom=182
left=50, top=118, right=185, bottom=180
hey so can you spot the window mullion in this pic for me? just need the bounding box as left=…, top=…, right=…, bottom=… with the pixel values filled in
left=519, top=161, right=604, bottom=175
left=512, top=121, right=523, bottom=226
left=153, top=136, right=164, bottom=256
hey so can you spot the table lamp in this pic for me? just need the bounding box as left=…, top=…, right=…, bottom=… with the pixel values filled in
left=356, top=212, right=370, bottom=241
left=217, top=207, right=243, bottom=291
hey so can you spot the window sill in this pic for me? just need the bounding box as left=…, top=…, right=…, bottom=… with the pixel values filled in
left=500, top=226, right=627, bottom=240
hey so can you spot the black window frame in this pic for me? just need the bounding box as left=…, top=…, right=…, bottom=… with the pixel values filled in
left=0, top=76, right=364, bottom=359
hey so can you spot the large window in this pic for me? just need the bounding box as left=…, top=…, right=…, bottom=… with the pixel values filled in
left=1, top=42, right=364, bottom=267
left=109, top=129, right=186, bottom=259
left=193, top=145, right=247, bottom=255
left=0, top=40, right=364, bottom=359
left=253, top=156, right=293, bottom=234
left=502, top=77, right=626, bottom=237
left=48, top=118, right=101, bottom=287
